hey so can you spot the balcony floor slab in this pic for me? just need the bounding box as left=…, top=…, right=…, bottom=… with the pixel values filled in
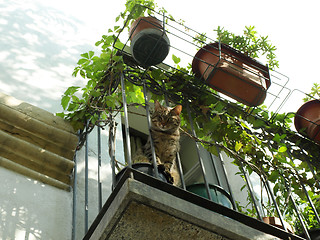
left=85, top=173, right=284, bottom=240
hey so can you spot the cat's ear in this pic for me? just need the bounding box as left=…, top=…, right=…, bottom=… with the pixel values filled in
left=154, top=100, right=161, bottom=110
left=172, top=105, right=182, bottom=115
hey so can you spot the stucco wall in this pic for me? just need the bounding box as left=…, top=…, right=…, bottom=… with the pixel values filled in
left=0, top=168, right=73, bottom=240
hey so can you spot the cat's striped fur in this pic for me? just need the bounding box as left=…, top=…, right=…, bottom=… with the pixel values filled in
left=133, top=100, right=182, bottom=185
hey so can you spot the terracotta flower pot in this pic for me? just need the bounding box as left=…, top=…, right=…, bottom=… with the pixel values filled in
left=192, top=42, right=271, bottom=106
left=186, top=183, right=235, bottom=209
left=129, top=16, right=170, bottom=67
left=294, top=99, right=320, bottom=143
left=263, top=217, right=294, bottom=233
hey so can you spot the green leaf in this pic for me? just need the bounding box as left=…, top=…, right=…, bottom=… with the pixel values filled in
left=61, top=96, right=71, bottom=110
left=235, top=141, right=243, bottom=152
left=90, top=90, right=101, bottom=97
left=88, top=51, right=94, bottom=59
left=278, top=146, right=287, bottom=153
left=240, top=121, right=250, bottom=130
left=269, top=171, right=279, bottom=182
left=65, top=86, right=80, bottom=96
left=208, top=145, right=219, bottom=156
left=172, top=54, right=181, bottom=64
left=95, top=40, right=103, bottom=46
left=77, top=58, right=89, bottom=65
left=80, top=52, right=89, bottom=59
left=56, top=112, right=65, bottom=118
left=114, top=41, right=124, bottom=50
left=150, top=69, right=164, bottom=79
left=273, top=133, right=281, bottom=143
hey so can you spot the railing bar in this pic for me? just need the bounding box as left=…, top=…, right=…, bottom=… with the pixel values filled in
left=286, top=149, right=320, bottom=225
left=262, top=141, right=290, bottom=231
left=209, top=152, right=220, bottom=186
left=283, top=179, right=311, bottom=240
left=238, top=161, right=263, bottom=221
left=97, top=123, right=102, bottom=211
left=162, top=81, right=186, bottom=189
left=84, top=121, right=89, bottom=233
left=120, top=72, right=132, bottom=168
left=71, top=132, right=79, bottom=240
left=307, top=161, right=320, bottom=190
left=175, top=153, right=186, bottom=189
left=109, top=115, right=117, bottom=191
left=142, top=80, right=160, bottom=179
left=302, top=183, right=320, bottom=224
left=215, top=148, right=237, bottom=210
left=263, top=177, right=287, bottom=231
left=186, top=101, right=212, bottom=200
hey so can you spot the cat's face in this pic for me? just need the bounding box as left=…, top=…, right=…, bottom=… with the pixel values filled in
left=151, top=100, right=182, bottom=132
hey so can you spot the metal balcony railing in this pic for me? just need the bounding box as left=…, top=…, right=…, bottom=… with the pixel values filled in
left=72, top=6, right=320, bottom=240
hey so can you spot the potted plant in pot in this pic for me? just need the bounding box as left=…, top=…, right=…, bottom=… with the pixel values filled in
left=192, top=26, right=278, bottom=107
left=114, top=162, right=170, bottom=188
left=295, top=83, right=320, bottom=144
left=129, top=16, right=170, bottom=67
left=262, top=216, right=294, bottom=233
left=186, top=183, right=235, bottom=209
left=294, top=99, right=320, bottom=144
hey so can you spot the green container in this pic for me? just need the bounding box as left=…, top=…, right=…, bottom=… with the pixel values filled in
left=187, top=183, right=234, bottom=209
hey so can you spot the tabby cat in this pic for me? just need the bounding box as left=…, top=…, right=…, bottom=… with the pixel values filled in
left=133, top=100, right=182, bottom=186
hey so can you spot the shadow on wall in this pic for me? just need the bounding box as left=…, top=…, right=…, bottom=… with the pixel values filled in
left=0, top=1, right=92, bottom=113
left=0, top=168, right=73, bottom=240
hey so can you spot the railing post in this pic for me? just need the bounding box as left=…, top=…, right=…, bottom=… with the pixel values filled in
left=302, top=183, right=320, bottom=224
left=262, top=176, right=287, bottom=229
left=142, top=80, right=160, bottom=179
left=97, top=123, right=102, bottom=211
left=109, top=114, right=117, bottom=190
left=120, top=72, right=132, bottom=168
left=71, top=133, right=79, bottom=240
left=238, top=161, right=263, bottom=221
left=186, top=101, right=212, bottom=200
left=162, top=81, right=186, bottom=189
left=212, top=148, right=237, bottom=210
left=84, top=121, right=89, bottom=233
left=282, top=178, right=311, bottom=239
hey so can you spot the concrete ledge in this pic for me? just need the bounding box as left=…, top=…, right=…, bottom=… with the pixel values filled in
left=87, top=177, right=280, bottom=240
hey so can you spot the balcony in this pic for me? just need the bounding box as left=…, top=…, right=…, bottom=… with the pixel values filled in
left=66, top=5, right=320, bottom=240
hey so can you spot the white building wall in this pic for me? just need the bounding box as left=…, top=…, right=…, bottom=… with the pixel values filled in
left=0, top=168, right=72, bottom=240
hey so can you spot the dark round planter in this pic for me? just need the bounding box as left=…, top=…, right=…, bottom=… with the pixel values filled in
left=186, top=183, right=234, bottom=209
left=115, top=163, right=169, bottom=186
left=129, top=16, right=170, bottom=67
left=294, top=99, right=320, bottom=144
left=192, top=42, right=270, bottom=107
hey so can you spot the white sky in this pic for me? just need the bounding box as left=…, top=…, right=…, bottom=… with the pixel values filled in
left=1, top=0, right=319, bottom=113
